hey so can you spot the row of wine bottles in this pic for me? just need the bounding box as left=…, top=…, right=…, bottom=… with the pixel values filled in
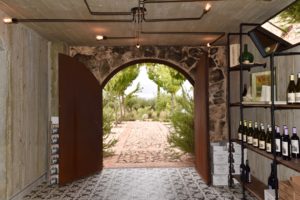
left=287, top=73, right=300, bottom=104
left=237, top=120, right=300, bottom=160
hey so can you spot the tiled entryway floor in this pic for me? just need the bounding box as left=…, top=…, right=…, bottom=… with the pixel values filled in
left=24, top=168, right=256, bottom=200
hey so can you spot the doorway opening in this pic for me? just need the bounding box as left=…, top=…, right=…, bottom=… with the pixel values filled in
left=102, top=62, right=195, bottom=168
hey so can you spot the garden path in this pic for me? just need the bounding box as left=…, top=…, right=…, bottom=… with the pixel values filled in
left=103, top=121, right=194, bottom=168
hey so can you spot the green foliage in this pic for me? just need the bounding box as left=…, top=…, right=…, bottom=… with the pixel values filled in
left=168, top=91, right=194, bottom=154
left=102, top=92, right=118, bottom=157
left=279, top=1, right=300, bottom=23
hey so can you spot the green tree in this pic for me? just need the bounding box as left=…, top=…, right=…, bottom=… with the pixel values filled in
left=279, top=1, right=300, bottom=23
left=146, top=64, right=185, bottom=111
left=104, top=65, right=140, bottom=122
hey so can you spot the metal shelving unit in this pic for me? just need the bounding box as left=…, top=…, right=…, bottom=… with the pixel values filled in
left=227, top=23, right=300, bottom=200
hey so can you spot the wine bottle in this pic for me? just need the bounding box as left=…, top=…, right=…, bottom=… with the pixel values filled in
left=291, top=127, right=300, bottom=159
left=268, top=163, right=278, bottom=189
left=266, top=125, right=272, bottom=153
left=242, top=84, right=247, bottom=97
left=245, top=160, right=251, bottom=183
left=240, top=162, right=246, bottom=181
left=253, top=122, right=259, bottom=148
left=295, top=73, right=300, bottom=103
left=259, top=124, right=266, bottom=150
left=247, top=121, right=253, bottom=145
left=243, top=120, right=248, bottom=143
left=282, top=127, right=291, bottom=160
left=275, top=126, right=282, bottom=156
left=287, top=74, right=296, bottom=104
left=238, top=121, right=243, bottom=141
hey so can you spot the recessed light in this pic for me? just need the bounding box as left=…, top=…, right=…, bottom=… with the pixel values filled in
left=136, top=43, right=140, bottom=48
left=3, top=17, right=15, bottom=24
left=96, top=35, right=104, bottom=40
left=204, top=3, right=212, bottom=12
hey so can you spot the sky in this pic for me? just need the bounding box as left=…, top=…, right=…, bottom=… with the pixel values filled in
left=125, top=65, right=193, bottom=99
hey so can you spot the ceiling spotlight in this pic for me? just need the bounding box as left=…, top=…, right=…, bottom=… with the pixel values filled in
left=136, top=43, right=140, bottom=48
left=207, top=43, right=211, bottom=47
left=96, top=35, right=104, bottom=40
left=3, top=17, right=17, bottom=24
left=204, top=3, right=212, bottom=12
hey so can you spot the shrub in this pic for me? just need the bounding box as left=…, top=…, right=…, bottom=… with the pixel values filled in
left=167, top=94, right=194, bottom=154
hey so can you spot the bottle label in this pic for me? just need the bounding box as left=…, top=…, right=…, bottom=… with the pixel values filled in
left=259, top=141, right=265, bottom=149
left=288, top=93, right=296, bottom=103
left=247, top=136, right=253, bottom=144
left=266, top=143, right=272, bottom=152
left=243, top=135, right=247, bottom=142
left=253, top=139, right=258, bottom=147
left=275, top=139, right=281, bottom=152
left=282, top=142, right=289, bottom=156
left=238, top=132, right=242, bottom=140
left=291, top=140, right=299, bottom=154
left=296, top=93, right=300, bottom=103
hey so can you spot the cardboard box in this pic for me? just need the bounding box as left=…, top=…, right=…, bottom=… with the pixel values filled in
left=212, top=152, right=228, bottom=164
left=264, top=189, right=275, bottom=200
left=212, top=174, right=228, bottom=186
left=212, top=164, right=229, bottom=175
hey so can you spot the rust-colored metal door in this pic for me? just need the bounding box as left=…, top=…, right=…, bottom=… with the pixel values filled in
left=59, top=54, right=102, bottom=185
left=194, top=53, right=211, bottom=184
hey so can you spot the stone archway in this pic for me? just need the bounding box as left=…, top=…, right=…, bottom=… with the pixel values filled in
left=70, top=45, right=227, bottom=141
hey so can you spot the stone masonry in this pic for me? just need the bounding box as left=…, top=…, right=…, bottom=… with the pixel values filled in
left=69, top=46, right=227, bottom=141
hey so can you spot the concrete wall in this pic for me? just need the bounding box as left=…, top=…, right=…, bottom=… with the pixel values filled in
left=0, top=10, right=49, bottom=200
left=229, top=36, right=300, bottom=184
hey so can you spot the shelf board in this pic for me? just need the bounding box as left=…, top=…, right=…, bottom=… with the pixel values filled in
left=235, top=141, right=300, bottom=173
left=233, top=175, right=267, bottom=200
left=230, top=102, right=271, bottom=108
left=229, top=63, right=267, bottom=71
left=230, top=102, right=300, bottom=109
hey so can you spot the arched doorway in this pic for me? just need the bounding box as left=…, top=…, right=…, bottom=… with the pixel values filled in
left=58, top=53, right=210, bottom=185
left=102, top=61, right=194, bottom=168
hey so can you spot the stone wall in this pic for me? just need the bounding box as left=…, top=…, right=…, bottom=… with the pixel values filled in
left=70, top=46, right=227, bottom=141
left=0, top=10, right=49, bottom=200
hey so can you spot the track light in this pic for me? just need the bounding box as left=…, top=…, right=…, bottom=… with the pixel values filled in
left=3, top=17, right=17, bottom=24
left=136, top=43, right=140, bottom=48
left=204, top=3, right=212, bottom=12
left=96, top=35, right=104, bottom=40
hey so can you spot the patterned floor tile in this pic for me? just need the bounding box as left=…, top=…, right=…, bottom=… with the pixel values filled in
left=23, top=168, right=257, bottom=200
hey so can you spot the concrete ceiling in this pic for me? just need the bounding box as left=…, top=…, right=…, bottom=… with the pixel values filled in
left=0, top=0, right=295, bottom=46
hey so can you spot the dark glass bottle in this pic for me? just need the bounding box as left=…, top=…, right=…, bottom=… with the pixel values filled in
left=245, top=160, right=251, bottom=183
left=295, top=73, right=300, bottom=103
left=238, top=121, right=243, bottom=141
left=240, top=162, right=246, bottom=182
left=287, top=74, right=296, bottom=104
left=242, top=84, right=247, bottom=97
left=243, top=120, right=248, bottom=143
left=275, top=126, right=282, bottom=156
left=291, top=127, right=300, bottom=159
left=268, top=163, right=278, bottom=189
left=259, top=124, right=266, bottom=150
left=240, top=44, right=254, bottom=64
left=266, top=125, right=272, bottom=153
left=282, top=127, right=291, bottom=160
left=247, top=121, right=253, bottom=145
left=253, top=122, right=259, bottom=148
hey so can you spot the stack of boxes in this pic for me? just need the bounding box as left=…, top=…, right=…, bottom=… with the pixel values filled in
left=49, top=117, right=59, bottom=185
left=211, top=141, right=247, bottom=186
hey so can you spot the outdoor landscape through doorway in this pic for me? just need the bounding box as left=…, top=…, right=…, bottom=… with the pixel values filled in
left=102, top=63, right=195, bottom=169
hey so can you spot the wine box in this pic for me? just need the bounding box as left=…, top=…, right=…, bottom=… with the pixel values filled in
left=264, top=189, right=275, bottom=200
left=212, top=174, right=228, bottom=186
left=49, top=116, right=59, bottom=185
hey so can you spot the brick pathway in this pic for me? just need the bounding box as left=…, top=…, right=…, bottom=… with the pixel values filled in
left=104, top=121, right=194, bottom=168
